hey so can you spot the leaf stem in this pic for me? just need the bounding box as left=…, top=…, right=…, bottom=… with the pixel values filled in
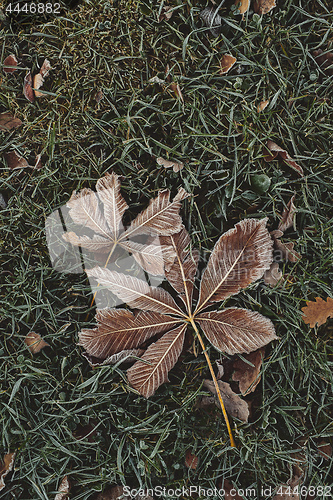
left=189, top=318, right=236, bottom=448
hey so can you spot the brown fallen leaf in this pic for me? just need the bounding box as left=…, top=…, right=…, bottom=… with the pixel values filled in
left=253, top=0, right=276, bottom=15
left=185, top=450, right=198, bottom=470
left=270, top=230, right=301, bottom=263
left=157, top=156, right=184, bottom=173
left=232, top=348, right=265, bottom=395
left=169, top=82, right=184, bottom=103
left=203, top=379, right=249, bottom=422
left=33, top=59, right=51, bottom=98
left=317, top=441, right=332, bottom=459
left=278, top=194, right=296, bottom=232
left=224, top=479, right=243, bottom=500
left=264, top=262, right=284, bottom=287
left=220, top=54, right=237, bottom=75
left=3, top=54, right=17, bottom=73
left=158, top=5, right=173, bottom=22
left=313, top=49, right=333, bottom=76
left=257, top=100, right=269, bottom=112
left=0, top=112, right=22, bottom=131
left=5, top=151, right=29, bottom=169
left=23, top=71, right=35, bottom=102
left=234, top=0, right=250, bottom=15
left=25, top=331, right=49, bottom=354
left=0, top=452, right=15, bottom=491
left=264, top=140, right=304, bottom=177
left=39, top=58, right=51, bottom=78
left=301, top=297, right=333, bottom=328
left=54, top=476, right=70, bottom=500
left=95, top=89, right=104, bottom=103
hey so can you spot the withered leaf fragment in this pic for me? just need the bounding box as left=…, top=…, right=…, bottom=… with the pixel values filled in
left=25, top=331, right=49, bottom=354
left=3, top=54, right=17, bottom=73
left=234, top=0, right=250, bottom=15
left=264, top=140, right=304, bottom=177
left=23, top=72, right=35, bottom=102
left=313, top=49, right=333, bottom=76
left=270, top=230, right=301, bottom=263
left=54, top=475, right=70, bottom=500
left=0, top=452, right=15, bottom=491
left=232, top=348, right=265, bottom=395
left=264, top=262, right=284, bottom=287
left=83, top=218, right=277, bottom=400
left=63, top=172, right=189, bottom=276
left=301, top=297, right=333, bottom=328
left=0, top=112, right=22, bottom=131
left=157, top=156, right=184, bottom=173
left=257, top=100, right=269, bottom=112
left=34, top=59, right=51, bottom=97
left=200, top=7, right=223, bottom=37
left=278, top=194, right=296, bottom=232
left=220, top=54, right=237, bottom=75
left=185, top=450, right=198, bottom=470
left=5, top=151, right=29, bottom=170
left=158, top=5, right=173, bottom=22
left=203, top=379, right=249, bottom=422
left=253, top=0, right=276, bottom=15
left=169, top=82, right=184, bottom=103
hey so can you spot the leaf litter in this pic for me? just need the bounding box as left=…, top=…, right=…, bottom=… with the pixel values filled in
left=156, top=156, right=184, bottom=173
left=220, top=54, right=237, bottom=75
left=0, top=452, right=16, bottom=491
left=54, top=476, right=70, bottom=500
left=0, top=112, right=22, bottom=131
left=3, top=54, right=17, bottom=73
left=231, top=348, right=265, bottom=395
left=25, top=331, right=49, bottom=354
left=203, top=379, right=249, bottom=422
left=264, top=140, right=304, bottom=177
left=253, top=0, right=276, bottom=15
left=302, top=297, right=333, bottom=328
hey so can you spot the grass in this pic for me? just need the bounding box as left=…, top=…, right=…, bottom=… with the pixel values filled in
left=0, top=0, right=333, bottom=498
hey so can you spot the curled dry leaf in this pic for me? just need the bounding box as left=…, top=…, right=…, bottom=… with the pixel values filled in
left=264, top=140, right=304, bottom=177
left=278, top=194, right=296, bottom=232
left=54, top=476, right=70, bottom=500
left=185, top=450, right=198, bottom=470
left=3, top=54, right=17, bottom=73
left=270, top=230, right=301, bottom=263
left=257, top=100, right=269, bottom=112
left=232, top=348, right=265, bottom=395
left=83, top=218, right=277, bottom=400
left=264, top=262, right=284, bottom=287
left=220, top=54, right=237, bottom=75
left=0, top=452, right=15, bottom=491
left=5, top=151, right=29, bottom=170
left=25, top=331, right=49, bottom=354
left=169, top=82, right=184, bottom=103
left=33, top=59, right=51, bottom=98
left=203, top=379, right=249, bottom=422
left=157, top=156, right=184, bottom=173
left=0, top=112, right=22, bottom=131
left=234, top=0, right=250, bottom=15
left=200, top=7, right=223, bottom=37
left=313, top=49, right=333, bottom=76
left=39, top=58, right=51, bottom=78
left=158, top=5, right=173, bottom=22
left=301, top=296, right=333, bottom=328
left=253, top=0, right=276, bottom=15
left=23, top=72, right=35, bottom=102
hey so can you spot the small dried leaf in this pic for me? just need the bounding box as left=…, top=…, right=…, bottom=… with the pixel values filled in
left=0, top=112, right=22, bottom=131
left=200, top=7, right=223, bottom=37
left=158, top=5, right=173, bottom=22
left=203, top=379, right=249, bottom=422
left=185, top=450, right=198, bottom=470
left=220, top=54, right=237, bottom=75
left=157, top=156, right=184, bottom=173
left=313, top=49, right=333, bottom=76
left=23, top=72, right=35, bottom=102
left=301, top=297, right=333, bottom=328
left=54, top=476, right=70, bottom=500
left=82, top=349, right=144, bottom=367
left=270, top=230, right=301, bottom=263
left=0, top=452, right=15, bottom=491
left=253, top=0, right=276, bottom=15
left=33, top=73, right=45, bottom=97
left=265, top=140, right=304, bottom=177
left=232, top=348, right=264, bottom=395
left=25, top=331, right=49, bottom=354
left=5, top=151, right=29, bottom=170
left=278, top=194, right=296, bottom=232
left=234, top=0, right=250, bottom=15
left=264, top=262, right=284, bottom=287
left=257, top=100, right=269, bottom=112
left=149, top=75, right=165, bottom=85
left=95, top=89, right=104, bottom=103
left=169, top=82, right=184, bottom=103
left=3, top=54, right=17, bottom=73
